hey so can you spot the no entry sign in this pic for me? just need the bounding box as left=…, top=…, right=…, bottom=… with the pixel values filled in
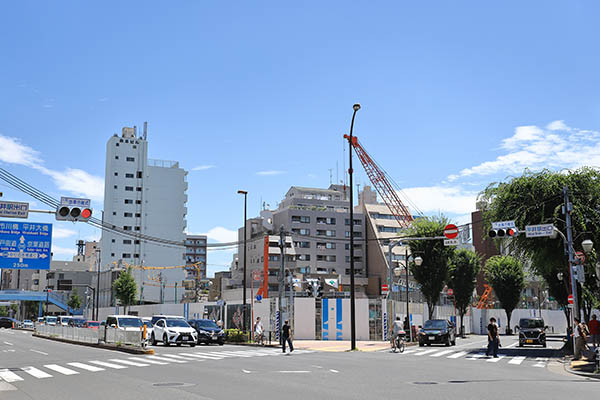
left=568, top=294, right=574, bottom=305
left=444, top=224, right=459, bottom=239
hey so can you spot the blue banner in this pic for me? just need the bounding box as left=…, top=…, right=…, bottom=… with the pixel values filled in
left=0, top=221, right=52, bottom=270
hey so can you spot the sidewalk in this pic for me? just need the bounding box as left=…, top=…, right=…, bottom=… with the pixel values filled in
left=294, top=340, right=407, bottom=352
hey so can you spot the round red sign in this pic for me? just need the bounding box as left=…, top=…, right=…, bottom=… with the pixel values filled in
left=444, top=224, right=459, bottom=239
left=568, top=294, right=574, bottom=304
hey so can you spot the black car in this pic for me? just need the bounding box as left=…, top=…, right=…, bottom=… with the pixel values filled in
left=188, top=319, right=225, bottom=345
left=0, top=317, right=13, bottom=329
left=418, top=319, right=456, bottom=346
left=518, top=318, right=546, bottom=347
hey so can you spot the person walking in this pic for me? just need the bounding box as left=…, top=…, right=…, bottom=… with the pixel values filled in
left=281, top=319, right=293, bottom=354
left=254, top=316, right=264, bottom=345
left=486, top=317, right=499, bottom=358
left=588, top=314, right=600, bottom=348
left=573, top=317, right=588, bottom=360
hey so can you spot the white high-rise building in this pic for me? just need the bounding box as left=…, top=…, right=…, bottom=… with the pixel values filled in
left=99, top=125, right=188, bottom=305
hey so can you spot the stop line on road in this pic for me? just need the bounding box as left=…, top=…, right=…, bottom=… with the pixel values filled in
left=391, top=348, right=549, bottom=368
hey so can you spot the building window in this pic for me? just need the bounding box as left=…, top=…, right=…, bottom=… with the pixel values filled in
left=124, top=212, right=133, bottom=217
left=123, top=240, right=132, bottom=244
left=134, top=253, right=140, bottom=258
left=126, top=157, right=135, bottom=162
left=291, top=228, right=310, bottom=236
left=317, top=230, right=336, bottom=237
left=294, top=241, right=310, bottom=248
left=113, top=185, right=117, bottom=189
left=317, top=255, right=336, bottom=262
left=296, top=254, right=310, bottom=261
left=124, top=199, right=133, bottom=204
left=136, top=200, right=141, bottom=204
left=112, top=212, right=116, bottom=216
left=345, top=218, right=362, bottom=225
left=115, top=156, right=119, bottom=159
left=268, top=255, right=280, bottom=262
left=123, top=226, right=132, bottom=231
left=111, top=239, right=115, bottom=243
left=122, top=253, right=131, bottom=258
left=137, top=171, right=143, bottom=178
left=125, top=173, right=134, bottom=178
left=377, top=226, right=401, bottom=233
left=114, top=172, right=118, bottom=176
left=317, top=217, right=336, bottom=225
left=135, top=213, right=141, bottom=218
left=136, top=187, right=142, bottom=191
left=116, top=143, right=119, bottom=147
left=135, top=240, right=140, bottom=244
left=111, top=253, right=115, bottom=257
left=345, top=243, right=362, bottom=250
left=125, top=186, right=134, bottom=191
left=291, top=215, right=310, bottom=223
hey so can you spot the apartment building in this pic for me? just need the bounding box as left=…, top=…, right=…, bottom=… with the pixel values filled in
left=99, top=125, right=188, bottom=304
left=182, top=235, right=208, bottom=301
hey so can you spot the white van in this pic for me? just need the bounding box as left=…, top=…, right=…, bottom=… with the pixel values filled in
left=57, top=316, right=73, bottom=326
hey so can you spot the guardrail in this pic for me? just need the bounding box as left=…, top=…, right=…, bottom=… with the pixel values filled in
left=35, top=325, right=144, bottom=348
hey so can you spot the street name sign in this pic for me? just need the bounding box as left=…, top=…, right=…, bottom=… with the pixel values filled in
left=444, top=238, right=459, bottom=246
left=444, top=224, right=459, bottom=239
left=491, top=220, right=516, bottom=230
left=0, top=201, right=29, bottom=219
left=60, top=197, right=91, bottom=208
left=0, top=220, right=52, bottom=270
left=525, top=224, right=554, bottom=238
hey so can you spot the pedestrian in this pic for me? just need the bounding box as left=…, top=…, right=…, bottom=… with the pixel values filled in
left=254, top=316, right=264, bottom=345
left=588, top=314, right=600, bottom=348
left=281, top=319, right=293, bottom=354
left=573, top=317, right=588, bottom=360
left=486, top=317, right=499, bottom=358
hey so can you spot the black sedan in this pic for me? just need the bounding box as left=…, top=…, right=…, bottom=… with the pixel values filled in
left=0, top=317, right=14, bottom=329
left=418, top=319, right=456, bottom=346
left=188, top=319, right=225, bottom=345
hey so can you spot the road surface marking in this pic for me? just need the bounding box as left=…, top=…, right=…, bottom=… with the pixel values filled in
left=430, top=350, right=454, bottom=357
left=414, top=349, right=438, bottom=356
left=401, top=349, right=418, bottom=354
left=453, top=339, right=489, bottom=349
left=533, top=357, right=548, bottom=368
left=109, top=359, right=150, bottom=367
left=505, top=342, right=519, bottom=348
left=329, top=369, right=339, bottom=373
left=159, top=354, right=198, bottom=361
left=89, top=361, right=127, bottom=369
left=44, top=364, right=79, bottom=375
left=0, top=369, right=24, bottom=382
left=447, top=351, right=467, bottom=359
left=30, top=349, right=48, bottom=355
left=508, top=356, right=526, bottom=365
left=185, top=352, right=224, bottom=360
left=21, top=366, right=52, bottom=379
left=279, top=371, right=311, bottom=373
left=213, top=351, right=254, bottom=357
left=3, top=342, right=13, bottom=346
left=242, top=369, right=251, bottom=374
left=466, top=353, right=486, bottom=360
left=486, top=356, right=505, bottom=363
left=67, top=362, right=104, bottom=372
left=196, top=351, right=232, bottom=358
left=0, top=381, right=17, bottom=391
left=130, top=357, right=168, bottom=365
left=146, top=355, right=186, bottom=363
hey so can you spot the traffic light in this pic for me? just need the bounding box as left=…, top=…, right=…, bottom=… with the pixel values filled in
left=316, top=284, right=323, bottom=298
left=56, top=205, right=92, bottom=222
left=307, top=284, right=314, bottom=297
left=488, top=228, right=518, bottom=238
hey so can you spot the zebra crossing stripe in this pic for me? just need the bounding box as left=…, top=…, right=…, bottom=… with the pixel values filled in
left=508, top=356, right=526, bottom=365
left=486, top=356, right=505, bottom=363
left=0, top=369, right=24, bottom=382
left=159, top=354, right=198, bottom=361
left=67, top=362, right=104, bottom=372
left=21, top=367, right=52, bottom=379
left=213, top=351, right=254, bottom=357
left=401, top=349, right=418, bottom=354
left=430, top=350, right=454, bottom=357
left=108, top=359, right=150, bottom=367
left=466, top=353, right=486, bottom=360
left=131, top=357, right=168, bottom=365
left=89, top=361, right=128, bottom=369
left=187, top=352, right=225, bottom=360
left=447, top=351, right=467, bottom=359
left=44, top=364, right=79, bottom=375
left=533, top=357, right=548, bottom=367
left=146, top=355, right=186, bottom=364
left=414, top=349, right=438, bottom=356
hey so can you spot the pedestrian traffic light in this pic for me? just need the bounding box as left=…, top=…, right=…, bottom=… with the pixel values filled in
left=56, top=206, right=93, bottom=222
left=488, top=228, right=518, bottom=238
left=316, top=284, right=323, bottom=298
left=307, top=284, right=314, bottom=297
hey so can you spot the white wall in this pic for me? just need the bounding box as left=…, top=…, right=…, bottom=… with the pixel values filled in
left=294, top=298, right=315, bottom=340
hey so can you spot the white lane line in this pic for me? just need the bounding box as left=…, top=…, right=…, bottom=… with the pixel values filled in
left=89, top=361, right=128, bottom=369
left=67, top=362, right=104, bottom=372
left=0, top=369, right=24, bottom=382
left=109, top=359, right=150, bottom=367
left=44, top=364, right=79, bottom=375
left=447, top=351, right=467, bottom=359
left=21, top=367, right=52, bottom=379
left=242, top=369, right=251, bottom=374
left=486, top=356, right=505, bottom=363
left=279, top=371, right=311, bottom=373
left=30, top=349, right=49, bottom=355
left=159, top=354, right=198, bottom=361
left=400, top=349, right=418, bottom=354
left=3, top=342, right=13, bottom=346
left=329, top=369, right=339, bottom=373
left=414, top=349, right=438, bottom=356
left=505, top=342, right=519, bottom=348
left=508, top=356, right=526, bottom=365
left=146, top=355, right=186, bottom=364
left=430, top=350, right=455, bottom=357
left=195, top=352, right=232, bottom=358
left=130, top=357, right=168, bottom=365
left=533, top=357, right=548, bottom=368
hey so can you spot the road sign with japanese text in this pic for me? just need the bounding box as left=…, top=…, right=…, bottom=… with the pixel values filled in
left=0, top=201, right=29, bottom=219
left=0, top=220, right=52, bottom=270
left=525, top=224, right=554, bottom=238
left=60, top=197, right=91, bottom=208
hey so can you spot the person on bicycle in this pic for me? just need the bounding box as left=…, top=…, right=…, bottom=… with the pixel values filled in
left=391, top=316, right=405, bottom=349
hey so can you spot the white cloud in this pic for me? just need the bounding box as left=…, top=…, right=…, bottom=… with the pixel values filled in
left=0, top=134, right=104, bottom=201
left=401, top=186, right=478, bottom=215
left=85, top=232, right=101, bottom=242
left=201, top=226, right=238, bottom=243
left=256, top=170, right=285, bottom=176
left=192, top=165, right=216, bottom=171
left=51, top=245, right=76, bottom=257
left=52, top=227, right=77, bottom=239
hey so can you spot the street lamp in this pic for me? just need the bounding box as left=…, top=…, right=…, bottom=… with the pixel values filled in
left=582, top=239, right=594, bottom=254
left=237, top=190, right=248, bottom=332
left=345, top=103, right=360, bottom=351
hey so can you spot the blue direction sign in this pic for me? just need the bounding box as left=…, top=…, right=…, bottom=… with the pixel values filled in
left=0, top=220, right=52, bottom=270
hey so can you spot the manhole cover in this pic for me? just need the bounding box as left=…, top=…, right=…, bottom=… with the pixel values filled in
left=152, top=382, right=193, bottom=388
left=413, top=382, right=438, bottom=385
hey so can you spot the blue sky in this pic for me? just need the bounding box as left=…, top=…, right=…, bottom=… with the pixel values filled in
left=1, top=1, right=600, bottom=275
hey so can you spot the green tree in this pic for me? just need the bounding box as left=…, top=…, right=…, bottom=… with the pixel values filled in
left=406, top=215, right=455, bottom=319
left=485, top=255, right=525, bottom=334
left=113, top=268, right=137, bottom=314
left=67, top=289, right=82, bottom=313
left=480, top=167, right=600, bottom=322
left=448, top=249, right=481, bottom=337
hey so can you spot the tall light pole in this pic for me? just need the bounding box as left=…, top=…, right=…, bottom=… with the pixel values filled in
left=346, top=103, right=360, bottom=350
left=237, top=190, right=248, bottom=332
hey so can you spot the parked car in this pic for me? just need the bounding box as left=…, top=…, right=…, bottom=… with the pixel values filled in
left=150, top=314, right=185, bottom=325
left=23, top=319, right=34, bottom=329
left=151, top=317, right=197, bottom=347
left=141, top=318, right=154, bottom=338
left=188, top=319, right=225, bottom=345
left=57, top=315, right=73, bottom=326
left=518, top=318, right=546, bottom=347
left=418, top=319, right=456, bottom=346
left=85, top=321, right=100, bottom=329
left=45, top=316, right=57, bottom=326
left=105, top=315, right=144, bottom=331
left=0, top=317, right=13, bottom=329
left=69, top=318, right=87, bottom=327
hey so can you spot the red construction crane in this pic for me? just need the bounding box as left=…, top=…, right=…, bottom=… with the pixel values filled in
left=344, top=135, right=414, bottom=227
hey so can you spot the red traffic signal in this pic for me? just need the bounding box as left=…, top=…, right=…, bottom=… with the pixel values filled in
left=489, top=228, right=519, bottom=238
left=55, top=206, right=92, bottom=222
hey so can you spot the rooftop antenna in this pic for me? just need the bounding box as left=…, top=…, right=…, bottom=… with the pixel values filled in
left=328, top=168, right=333, bottom=185
left=133, top=125, right=137, bottom=137
left=143, top=121, right=148, bottom=140
left=336, top=161, right=339, bottom=185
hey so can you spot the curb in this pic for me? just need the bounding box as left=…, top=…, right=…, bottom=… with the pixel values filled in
left=33, top=333, right=154, bottom=355
left=565, top=365, right=600, bottom=379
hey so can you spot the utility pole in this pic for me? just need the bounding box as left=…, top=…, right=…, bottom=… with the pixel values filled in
left=405, top=247, right=411, bottom=342
left=278, top=225, right=285, bottom=344
left=95, top=249, right=100, bottom=321
left=563, top=186, right=579, bottom=342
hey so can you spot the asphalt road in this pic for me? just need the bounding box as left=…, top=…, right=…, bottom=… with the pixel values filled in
left=1, top=328, right=597, bottom=400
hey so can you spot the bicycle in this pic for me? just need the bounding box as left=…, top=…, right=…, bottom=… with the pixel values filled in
left=391, top=331, right=406, bottom=353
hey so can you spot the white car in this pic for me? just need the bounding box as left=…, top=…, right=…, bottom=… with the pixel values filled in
left=23, top=320, right=34, bottom=329
left=151, top=318, right=197, bottom=347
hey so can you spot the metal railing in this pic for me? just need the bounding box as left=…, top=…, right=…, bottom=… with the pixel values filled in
left=35, top=324, right=144, bottom=348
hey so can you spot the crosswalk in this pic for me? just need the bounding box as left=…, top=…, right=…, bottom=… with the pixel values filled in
left=396, top=348, right=551, bottom=369
left=0, top=348, right=313, bottom=390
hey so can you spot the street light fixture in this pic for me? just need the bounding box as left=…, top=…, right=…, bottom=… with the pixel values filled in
left=237, top=189, right=248, bottom=332
left=582, top=239, right=594, bottom=254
